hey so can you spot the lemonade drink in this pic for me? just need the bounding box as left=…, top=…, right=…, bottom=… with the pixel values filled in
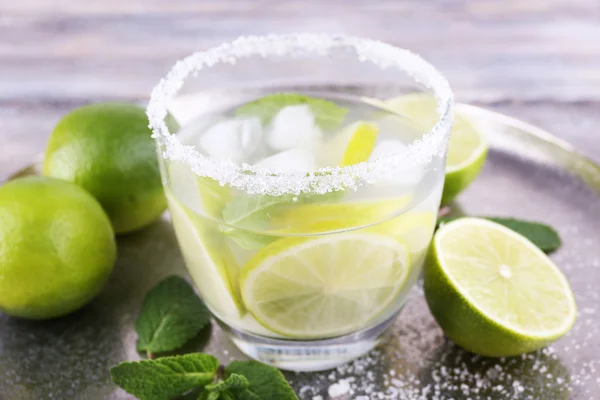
left=147, top=34, right=453, bottom=370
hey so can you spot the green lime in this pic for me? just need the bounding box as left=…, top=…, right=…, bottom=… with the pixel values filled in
left=42, top=103, right=178, bottom=234
left=0, top=176, right=116, bottom=319
left=424, top=218, right=577, bottom=357
left=240, top=232, right=410, bottom=338
left=166, top=192, right=244, bottom=318
left=385, top=94, right=488, bottom=204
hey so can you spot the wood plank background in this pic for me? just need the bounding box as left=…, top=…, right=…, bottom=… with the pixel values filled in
left=1, top=0, right=600, bottom=175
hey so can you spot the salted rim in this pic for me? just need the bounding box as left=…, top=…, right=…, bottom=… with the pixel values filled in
left=147, top=33, right=454, bottom=196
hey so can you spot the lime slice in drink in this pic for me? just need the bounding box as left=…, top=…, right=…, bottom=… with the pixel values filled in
left=373, top=211, right=436, bottom=258
left=425, top=218, right=577, bottom=357
left=166, top=160, right=231, bottom=219
left=385, top=94, right=488, bottom=204
left=272, top=198, right=434, bottom=259
left=196, top=176, right=231, bottom=218
left=270, top=197, right=411, bottom=233
left=166, top=192, right=244, bottom=317
left=340, top=121, right=379, bottom=167
left=240, top=232, right=410, bottom=338
left=320, top=121, right=379, bottom=167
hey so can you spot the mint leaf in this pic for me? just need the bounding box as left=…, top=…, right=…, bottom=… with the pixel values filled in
left=221, top=194, right=294, bottom=250
left=220, top=227, right=275, bottom=251
left=438, top=216, right=561, bottom=253
left=485, top=217, right=561, bottom=252
left=222, top=194, right=294, bottom=228
left=225, top=360, right=298, bottom=400
left=136, top=276, right=211, bottom=355
left=198, top=392, right=235, bottom=400
left=206, top=373, right=249, bottom=394
left=221, top=189, right=345, bottom=250
left=110, top=354, right=219, bottom=400
left=236, top=93, right=348, bottom=130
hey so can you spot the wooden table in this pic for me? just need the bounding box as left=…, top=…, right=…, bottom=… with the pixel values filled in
left=1, top=0, right=600, bottom=177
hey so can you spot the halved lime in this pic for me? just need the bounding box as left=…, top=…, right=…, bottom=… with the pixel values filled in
left=166, top=192, right=244, bottom=318
left=240, top=232, right=410, bottom=338
left=425, top=218, right=577, bottom=357
left=385, top=94, right=488, bottom=204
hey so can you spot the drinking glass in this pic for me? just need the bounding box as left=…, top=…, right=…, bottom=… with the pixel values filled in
left=147, top=33, right=453, bottom=371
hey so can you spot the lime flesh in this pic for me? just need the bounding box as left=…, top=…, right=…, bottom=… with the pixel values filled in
left=424, top=218, right=576, bottom=357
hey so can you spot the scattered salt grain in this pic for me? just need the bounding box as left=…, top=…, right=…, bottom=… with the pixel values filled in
left=328, top=379, right=350, bottom=398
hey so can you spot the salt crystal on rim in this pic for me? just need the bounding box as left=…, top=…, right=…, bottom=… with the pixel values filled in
left=146, top=33, right=453, bottom=196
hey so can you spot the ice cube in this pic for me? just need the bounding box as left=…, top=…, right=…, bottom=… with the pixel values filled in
left=198, top=117, right=262, bottom=162
left=167, top=93, right=213, bottom=126
left=369, top=139, right=424, bottom=187
left=369, top=139, right=408, bottom=161
left=254, top=148, right=317, bottom=172
left=266, top=105, right=322, bottom=151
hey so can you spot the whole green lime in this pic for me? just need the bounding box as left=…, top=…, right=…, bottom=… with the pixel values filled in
left=0, top=176, right=116, bottom=319
left=43, top=103, right=177, bottom=234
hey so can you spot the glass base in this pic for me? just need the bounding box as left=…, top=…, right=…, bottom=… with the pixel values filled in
left=220, top=313, right=398, bottom=372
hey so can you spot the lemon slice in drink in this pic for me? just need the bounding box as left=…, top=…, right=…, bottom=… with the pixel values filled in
left=166, top=192, right=244, bottom=317
left=340, top=121, right=379, bottom=166
left=385, top=94, right=488, bottom=204
left=319, top=121, right=379, bottom=167
left=240, top=232, right=410, bottom=338
left=425, top=218, right=576, bottom=357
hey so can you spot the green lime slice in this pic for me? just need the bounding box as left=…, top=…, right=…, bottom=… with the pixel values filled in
left=425, top=218, right=577, bottom=357
left=385, top=94, right=488, bottom=204
left=166, top=192, right=244, bottom=318
left=240, top=232, right=411, bottom=338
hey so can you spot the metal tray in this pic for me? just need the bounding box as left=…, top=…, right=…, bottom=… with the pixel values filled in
left=1, top=105, right=599, bottom=400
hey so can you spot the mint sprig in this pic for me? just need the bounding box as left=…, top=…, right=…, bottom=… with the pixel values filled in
left=110, top=354, right=219, bottom=400
left=111, top=356, right=298, bottom=400
left=235, top=93, right=348, bottom=130
left=438, top=216, right=561, bottom=253
left=136, top=276, right=211, bottom=356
